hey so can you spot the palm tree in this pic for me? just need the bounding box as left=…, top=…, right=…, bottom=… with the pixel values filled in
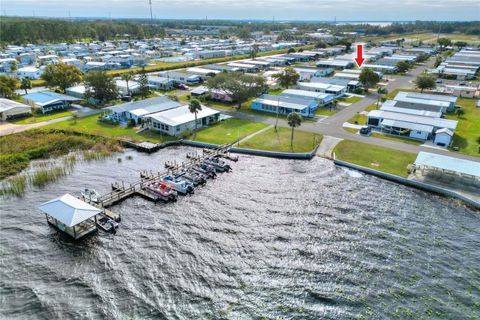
left=188, top=99, right=202, bottom=139
left=376, top=87, right=388, bottom=108
left=121, top=72, right=134, bottom=96
left=287, top=112, right=302, bottom=148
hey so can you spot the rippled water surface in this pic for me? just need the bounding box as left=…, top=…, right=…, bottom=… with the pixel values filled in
left=1, top=147, right=479, bottom=319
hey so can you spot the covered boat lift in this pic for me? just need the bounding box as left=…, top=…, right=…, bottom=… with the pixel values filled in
left=39, top=194, right=101, bottom=239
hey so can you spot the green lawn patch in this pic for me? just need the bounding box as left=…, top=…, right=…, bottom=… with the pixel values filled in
left=334, top=140, right=416, bottom=177
left=371, top=132, right=423, bottom=145
left=30, top=79, right=46, bottom=87
left=338, top=95, right=363, bottom=104
left=42, top=114, right=176, bottom=143
left=347, top=103, right=378, bottom=125
left=240, top=126, right=322, bottom=153
left=13, top=110, right=73, bottom=124
left=445, top=98, right=480, bottom=157
left=315, top=107, right=338, bottom=116
left=344, top=127, right=358, bottom=134
left=193, top=118, right=268, bottom=145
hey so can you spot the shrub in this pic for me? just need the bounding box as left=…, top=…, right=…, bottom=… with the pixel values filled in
left=180, top=130, right=193, bottom=139
left=127, top=119, right=136, bottom=128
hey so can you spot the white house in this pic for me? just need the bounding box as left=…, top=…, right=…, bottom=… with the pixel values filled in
left=17, top=66, right=43, bottom=80
left=296, top=82, right=347, bottom=97
left=145, top=105, right=220, bottom=136
left=0, top=98, right=31, bottom=120
left=147, top=76, right=175, bottom=90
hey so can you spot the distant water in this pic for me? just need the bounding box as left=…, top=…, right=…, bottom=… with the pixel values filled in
left=0, top=147, right=479, bottom=319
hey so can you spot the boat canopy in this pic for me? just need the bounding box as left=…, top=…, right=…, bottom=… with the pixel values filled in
left=39, top=194, right=101, bottom=227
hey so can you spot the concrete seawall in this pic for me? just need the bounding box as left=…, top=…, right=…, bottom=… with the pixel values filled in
left=333, top=159, right=480, bottom=210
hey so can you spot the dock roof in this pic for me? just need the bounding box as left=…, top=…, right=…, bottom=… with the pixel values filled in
left=39, top=194, right=101, bottom=227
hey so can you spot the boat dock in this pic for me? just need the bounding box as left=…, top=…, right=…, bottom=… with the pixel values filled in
left=80, top=144, right=237, bottom=227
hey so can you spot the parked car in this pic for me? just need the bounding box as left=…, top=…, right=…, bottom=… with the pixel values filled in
left=177, top=84, right=190, bottom=90
left=359, top=126, right=372, bottom=135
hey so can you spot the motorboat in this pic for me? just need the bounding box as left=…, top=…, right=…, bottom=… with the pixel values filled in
left=192, top=165, right=216, bottom=179
left=96, top=214, right=118, bottom=234
left=177, top=171, right=206, bottom=186
left=81, top=188, right=101, bottom=203
left=162, top=176, right=194, bottom=195
left=143, top=181, right=178, bottom=202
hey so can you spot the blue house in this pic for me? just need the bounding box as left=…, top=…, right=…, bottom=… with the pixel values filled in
left=22, top=92, right=81, bottom=114
left=251, top=94, right=317, bottom=118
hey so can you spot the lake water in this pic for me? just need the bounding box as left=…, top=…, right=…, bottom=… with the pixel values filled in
left=1, top=147, right=479, bottom=319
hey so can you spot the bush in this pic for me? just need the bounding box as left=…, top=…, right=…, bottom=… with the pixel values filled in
left=127, top=119, right=136, bottom=128
left=180, top=130, right=193, bottom=139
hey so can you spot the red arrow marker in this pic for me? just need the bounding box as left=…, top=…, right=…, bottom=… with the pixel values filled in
left=355, top=44, right=365, bottom=68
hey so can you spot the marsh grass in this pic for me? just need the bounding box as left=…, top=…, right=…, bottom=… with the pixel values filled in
left=0, top=175, right=27, bottom=197
left=29, top=166, right=68, bottom=187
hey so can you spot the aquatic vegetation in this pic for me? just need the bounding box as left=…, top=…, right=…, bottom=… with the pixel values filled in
left=0, top=175, right=27, bottom=197
left=0, top=129, right=121, bottom=179
left=29, top=166, right=68, bottom=187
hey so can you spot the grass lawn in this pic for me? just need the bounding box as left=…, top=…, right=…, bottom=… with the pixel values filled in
left=371, top=132, right=423, bottom=146
left=347, top=103, right=379, bottom=125
left=193, top=118, right=268, bottom=145
left=338, top=95, right=363, bottom=104
left=41, top=114, right=176, bottom=143
left=315, top=107, right=338, bottom=116
left=31, top=79, right=46, bottom=87
left=268, top=89, right=283, bottom=95
left=334, top=140, right=417, bottom=177
left=240, top=127, right=322, bottom=153
left=385, top=88, right=420, bottom=100
left=445, top=98, right=480, bottom=157
left=344, top=127, right=358, bottom=134
left=13, top=110, right=73, bottom=124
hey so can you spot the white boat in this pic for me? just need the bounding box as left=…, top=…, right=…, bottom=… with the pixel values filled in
left=81, top=188, right=101, bottom=203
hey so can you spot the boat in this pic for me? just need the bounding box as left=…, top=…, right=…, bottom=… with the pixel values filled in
left=204, top=158, right=231, bottom=172
left=96, top=214, right=118, bottom=234
left=192, top=165, right=216, bottom=179
left=143, top=181, right=178, bottom=202
left=81, top=188, right=101, bottom=203
left=177, top=171, right=206, bottom=186
left=162, top=176, right=195, bottom=195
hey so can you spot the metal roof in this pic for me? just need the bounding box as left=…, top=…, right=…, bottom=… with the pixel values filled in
left=381, top=119, right=434, bottom=133
left=106, top=96, right=181, bottom=114
left=39, top=194, right=101, bottom=227
left=394, top=91, right=456, bottom=108
left=253, top=94, right=315, bottom=111
left=22, top=91, right=81, bottom=106
left=0, top=98, right=31, bottom=112
left=380, top=101, right=442, bottom=118
left=414, top=152, right=480, bottom=178
left=280, top=89, right=334, bottom=101
left=147, top=105, right=219, bottom=126
left=368, top=110, right=458, bottom=130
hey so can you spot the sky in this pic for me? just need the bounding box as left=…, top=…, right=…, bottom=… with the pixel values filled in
left=1, top=0, right=479, bottom=21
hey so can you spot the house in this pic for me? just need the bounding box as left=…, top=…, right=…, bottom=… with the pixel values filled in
left=0, top=98, right=31, bottom=120
left=251, top=94, right=318, bottom=118
left=65, top=85, right=87, bottom=99
left=147, top=76, right=175, bottom=90
left=293, top=67, right=333, bottom=81
left=367, top=109, right=457, bottom=144
left=105, top=96, right=181, bottom=123
left=115, top=80, right=140, bottom=95
left=186, top=67, right=221, bottom=77
left=84, top=61, right=107, bottom=71
left=0, top=58, right=17, bottom=73
left=433, top=128, right=454, bottom=147
left=17, top=66, right=44, bottom=80
left=22, top=91, right=80, bottom=113
left=435, top=84, right=478, bottom=98
left=279, top=89, right=335, bottom=106
left=144, top=105, right=220, bottom=136
left=296, top=82, right=347, bottom=98
left=159, top=71, right=202, bottom=85
left=311, top=77, right=362, bottom=92
left=393, top=91, right=457, bottom=114
left=360, top=64, right=397, bottom=74
left=316, top=59, right=354, bottom=69
left=226, top=62, right=259, bottom=73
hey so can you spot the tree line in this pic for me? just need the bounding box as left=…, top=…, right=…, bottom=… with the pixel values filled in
left=0, top=17, right=166, bottom=44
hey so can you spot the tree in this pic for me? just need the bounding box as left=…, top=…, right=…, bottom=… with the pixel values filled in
left=188, top=99, right=202, bottom=138
left=376, top=87, right=388, bottom=108
left=250, top=44, right=260, bottom=60
left=41, top=63, right=83, bottom=92
left=237, top=28, right=251, bottom=40
left=454, top=41, right=468, bottom=50
left=434, top=56, right=443, bottom=68
left=396, top=61, right=410, bottom=73
left=20, top=78, right=32, bottom=94
left=0, top=75, right=19, bottom=99
left=456, top=108, right=465, bottom=118
left=414, top=73, right=436, bottom=93
left=71, top=113, right=78, bottom=125
left=287, top=112, right=302, bottom=148
left=287, top=47, right=296, bottom=54
left=273, top=67, right=299, bottom=89
left=138, top=68, right=150, bottom=98
left=120, top=72, right=134, bottom=96
left=84, top=71, right=118, bottom=104
left=359, top=68, right=380, bottom=90
left=206, top=73, right=267, bottom=109
left=437, top=38, right=452, bottom=50
left=416, top=53, right=429, bottom=63
left=337, top=38, right=353, bottom=51
left=315, top=41, right=326, bottom=49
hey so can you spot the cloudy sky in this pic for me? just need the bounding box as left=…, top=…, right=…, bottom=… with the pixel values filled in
left=1, top=0, right=479, bottom=21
